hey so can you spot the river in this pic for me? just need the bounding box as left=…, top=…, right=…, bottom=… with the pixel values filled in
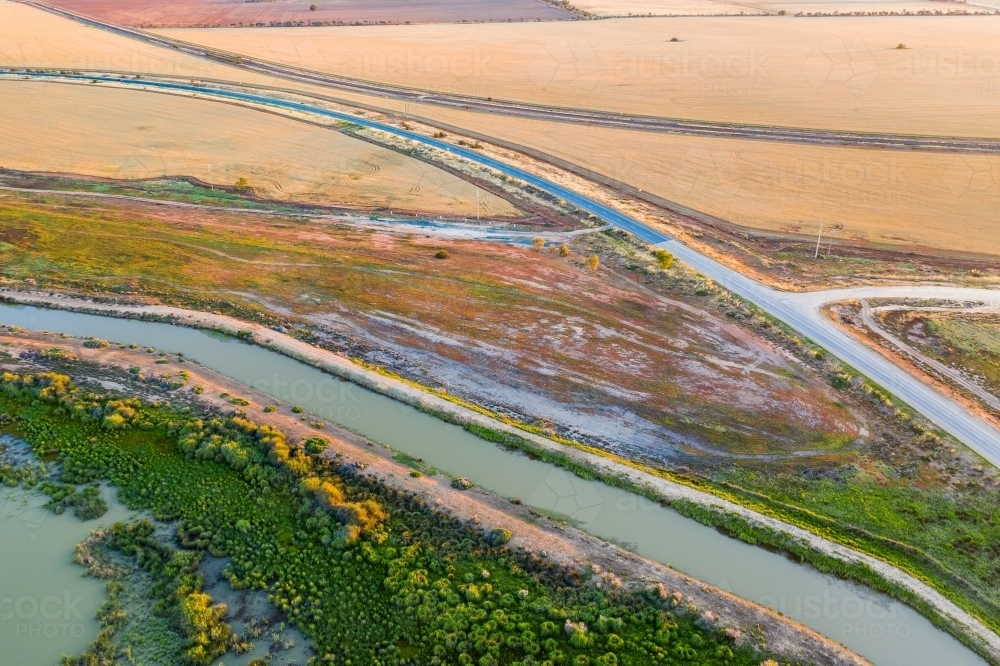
left=0, top=302, right=986, bottom=666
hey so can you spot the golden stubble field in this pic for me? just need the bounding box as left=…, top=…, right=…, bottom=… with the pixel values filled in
left=427, top=109, right=1000, bottom=256
left=2, top=1, right=996, bottom=253
left=0, top=81, right=515, bottom=216
left=275, top=86, right=1000, bottom=257
left=157, top=15, right=1000, bottom=137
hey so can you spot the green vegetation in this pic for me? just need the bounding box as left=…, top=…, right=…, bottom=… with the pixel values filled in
left=441, top=417, right=1000, bottom=658
left=881, top=311, right=1000, bottom=398
left=0, top=175, right=287, bottom=210
left=40, top=481, right=108, bottom=520
left=73, top=527, right=193, bottom=665
left=7, top=176, right=997, bottom=655
left=0, top=369, right=773, bottom=666
left=352, top=350, right=1000, bottom=652
left=65, top=522, right=233, bottom=666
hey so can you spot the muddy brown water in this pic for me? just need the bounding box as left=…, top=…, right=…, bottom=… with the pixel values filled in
left=0, top=302, right=987, bottom=666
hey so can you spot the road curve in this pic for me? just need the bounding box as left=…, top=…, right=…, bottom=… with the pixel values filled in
left=6, top=71, right=1000, bottom=466
left=857, top=299, right=1000, bottom=414
left=658, top=244, right=1000, bottom=467
left=15, top=0, right=1000, bottom=155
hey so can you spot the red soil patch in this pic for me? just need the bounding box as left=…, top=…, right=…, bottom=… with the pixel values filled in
left=44, top=0, right=573, bottom=28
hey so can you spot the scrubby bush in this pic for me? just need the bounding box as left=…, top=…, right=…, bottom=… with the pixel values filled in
left=486, top=527, right=512, bottom=546
left=304, top=437, right=329, bottom=454
left=40, top=482, right=108, bottom=520
left=652, top=249, right=675, bottom=269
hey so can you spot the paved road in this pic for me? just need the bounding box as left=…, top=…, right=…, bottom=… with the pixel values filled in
left=16, top=0, right=1000, bottom=155
left=7, top=71, right=1000, bottom=465
left=659, top=243, right=1000, bottom=466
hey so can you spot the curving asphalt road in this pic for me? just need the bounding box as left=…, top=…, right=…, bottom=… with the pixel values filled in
left=16, top=0, right=1000, bottom=155
left=6, top=71, right=1000, bottom=465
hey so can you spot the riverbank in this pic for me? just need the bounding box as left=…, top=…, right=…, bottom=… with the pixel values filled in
left=1, top=291, right=998, bottom=663
left=0, top=328, right=861, bottom=665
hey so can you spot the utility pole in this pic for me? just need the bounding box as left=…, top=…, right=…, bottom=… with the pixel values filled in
left=814, top=223, right=824, bottom=259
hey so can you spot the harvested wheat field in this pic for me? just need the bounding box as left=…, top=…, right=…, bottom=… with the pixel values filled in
left=159, top=16, right=1000, bottom=137
left=41, top=0, right=573, bottom=28
left=0, top=80, right=514, bottom=215
left=569, top=0, right=994, bottom=17
left=427, top=110, right=1000, bottom=255
left=267, top=86, right=1000, bottom=257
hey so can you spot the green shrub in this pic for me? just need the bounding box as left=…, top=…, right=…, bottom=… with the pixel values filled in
left=486, top=527, right=512, bottom=546
left=304, top=437, right=328, bottom=455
